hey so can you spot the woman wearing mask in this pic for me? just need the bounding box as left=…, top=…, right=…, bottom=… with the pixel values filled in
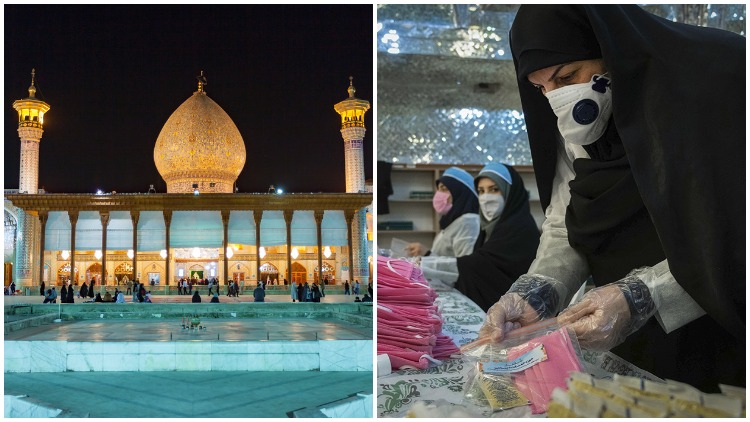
left=421, top=163, right=540, bottom=311
left=476, top=5, right=744, bottom=391
left=405, top=167, right=480, bottom=258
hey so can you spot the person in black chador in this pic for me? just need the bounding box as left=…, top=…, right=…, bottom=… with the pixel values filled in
left=420, top=163, right=540, bottom=312
left=475, top=5, right=745, bottom=392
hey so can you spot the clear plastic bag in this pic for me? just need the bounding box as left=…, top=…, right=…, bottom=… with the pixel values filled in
left=461, top=321, right=585, bottom=415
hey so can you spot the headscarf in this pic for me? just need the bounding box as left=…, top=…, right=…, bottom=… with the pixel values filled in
left=455, top=164, right=540, bottom=311
left=473, top=162, right=512, bottom=237
left=436, top=166, right=479, bottom=230
left=510, top=5, right=744, bottom=341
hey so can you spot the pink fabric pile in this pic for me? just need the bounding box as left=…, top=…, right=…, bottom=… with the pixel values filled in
left=376, top=256, right=461, bottom=370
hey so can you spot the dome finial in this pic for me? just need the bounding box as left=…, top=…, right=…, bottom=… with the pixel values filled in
left=347, top=76, right=356, bottom=98
left=197, top=70, right=208, bottom=93
left=28, top=68, right=37, bottom=98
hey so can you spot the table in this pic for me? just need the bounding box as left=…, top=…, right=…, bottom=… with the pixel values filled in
left=376, top=280, right=661, bottom=417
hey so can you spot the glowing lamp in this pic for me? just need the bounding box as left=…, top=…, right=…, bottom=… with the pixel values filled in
left=160, top=249, right=168, bottom=259
left=127, top=249, right=134, bottom=259
left=94, top=250, right=103, bottom=260
left=192, top=247, right=201, bottom=258
left=259, top=247, right=266, bottom=259
left=61, top=250, right=70, bottom=260
left=291, top=247, right=299, bottom=259
left=323, top=246, right=332, bottom=259
left=226, top=247, right=234, bottom=259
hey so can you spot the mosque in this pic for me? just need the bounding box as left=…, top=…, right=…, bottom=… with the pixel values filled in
left=4, top=71, right=373, bottom=293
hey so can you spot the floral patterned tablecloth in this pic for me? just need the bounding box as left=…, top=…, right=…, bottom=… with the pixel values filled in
left=376, top=280, right=661, bottom=418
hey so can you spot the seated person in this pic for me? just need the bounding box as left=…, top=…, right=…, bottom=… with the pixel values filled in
left=192, top=291, right=201, bottom=303
left=210, top=293, right=220, bottom=303
left=43, top=289, right=54, bottom=303
left=145, top=291, right=153, bottom=303
left=115, top=291, right=125, bottom=303
left=405, top=167, right=480, bottom=258
left=94, top=293, right=103, bottom=302
left=103, top=291, right=113, bottom=302
left=253, top=285, right=265, bottom=302
left=354, top=296, right=362, bottom=302
left=420, top=163, right=541, bottom=311
left=361, top=293, right=372, bottom=302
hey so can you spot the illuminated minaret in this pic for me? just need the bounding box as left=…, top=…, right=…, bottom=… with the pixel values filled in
left=334, top=77, right=370, bottom=282
left=12, top=69, right=50, bottom=287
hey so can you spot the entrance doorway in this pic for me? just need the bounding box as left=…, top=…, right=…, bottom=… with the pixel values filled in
left=259, top=262, right=279, bottom=285
left=291, top=262, right=306, bottom=283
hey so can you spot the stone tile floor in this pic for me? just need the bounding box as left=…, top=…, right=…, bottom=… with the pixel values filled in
left=5, top=370, right=373, bottom=418
left=4, top=318, right=372, bottom=342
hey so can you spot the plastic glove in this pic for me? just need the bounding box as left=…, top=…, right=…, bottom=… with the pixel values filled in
left=404, top=242, right=428, bottom=257
left=477, top=274, right=567, bottom=342
left=557, top=268, right=655, bottom=351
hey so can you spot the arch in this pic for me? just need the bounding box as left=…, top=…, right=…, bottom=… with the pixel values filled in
left=188, top=264, right=205, bottom=281
left=57, top=263, right=78, bottom=284
left=291, top=262, right=306, bottom=284
left=314, top=261, right=336, bottom=283
left=260, top=262, right=279, bottom=285
left=86, top=263, right=104, bottom=284
left=114, top=262, right=133, bottom=284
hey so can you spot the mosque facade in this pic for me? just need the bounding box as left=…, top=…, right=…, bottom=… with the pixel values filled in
left=4, top=72, right=372, bottom=293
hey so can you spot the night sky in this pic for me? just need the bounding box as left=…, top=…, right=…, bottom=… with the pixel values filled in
left=4, top=4, right=373, bottom=194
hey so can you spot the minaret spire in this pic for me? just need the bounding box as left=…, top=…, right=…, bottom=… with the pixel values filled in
left=28, top=68, right=37, bottom=98
left=197, top=70, right=207, bottom=93
left=347, top=75, right=356, bottom=98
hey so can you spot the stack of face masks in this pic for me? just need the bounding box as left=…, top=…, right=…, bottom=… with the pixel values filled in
left=376, top=256, right=461, bottom=371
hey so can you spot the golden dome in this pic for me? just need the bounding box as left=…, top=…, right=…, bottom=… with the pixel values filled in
left=154, top=90, right=246, bottom=193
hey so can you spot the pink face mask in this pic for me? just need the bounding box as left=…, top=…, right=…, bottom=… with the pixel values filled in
left=432, top=190, right=453, bottom=215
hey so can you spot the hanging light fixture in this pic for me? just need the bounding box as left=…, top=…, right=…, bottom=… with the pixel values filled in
left=291, top=247, right=299, bottom=259
left=94, top=250, right=103, bottom=260
left=192, top=247, right=201, bottom=258
left=226, top=247, right=234, bottom=259
left=160, top=249, right=168, bottom=259
left=127, top=249, right=134, bottom=259
left=259, top=247, right=266, bottom=259
left=61, top=250, right=70, bottom=260
left=323, top=246, right=332, bottom=259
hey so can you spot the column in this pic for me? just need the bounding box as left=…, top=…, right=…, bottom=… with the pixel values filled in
left=283, top=210, right=293, bottom=283
left=221, top=210, right=230, bottom=285
left=254, top=211, right=262, bottom=283
left=163, top=210, right=172, bottom=286
left=314, top=210, right=324, bottom=284
left=38, top=211, right=48, bottom=286
left=131, top=210, right=140, bottom=282
left=344, top=209, right=355, bottom=285
left=69, top=210, right=79, bottom=285
left=100, top=211, right=110, bottom=288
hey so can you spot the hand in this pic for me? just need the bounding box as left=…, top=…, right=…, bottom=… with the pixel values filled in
left=477, top=293, right=541, bottom=343
left=557, top=284, right=633, bottom=351
left=404, top=242, right=427, bottom=257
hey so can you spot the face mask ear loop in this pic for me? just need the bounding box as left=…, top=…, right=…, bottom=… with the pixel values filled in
left=386, top=258, right=426, bottom=284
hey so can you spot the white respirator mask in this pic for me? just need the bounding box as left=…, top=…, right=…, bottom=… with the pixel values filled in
left=545, top=73, right=612, bottom=146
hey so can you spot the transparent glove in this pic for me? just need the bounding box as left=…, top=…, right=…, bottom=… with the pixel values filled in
left=557, top=268, right=656, bottom=351
left=476, top=274, right=566, bottom=342
left=404, top=242, right=428, bottom=257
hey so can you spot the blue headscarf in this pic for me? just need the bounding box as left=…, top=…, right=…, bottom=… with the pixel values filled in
left=437, top=167, right=479, bottom=230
